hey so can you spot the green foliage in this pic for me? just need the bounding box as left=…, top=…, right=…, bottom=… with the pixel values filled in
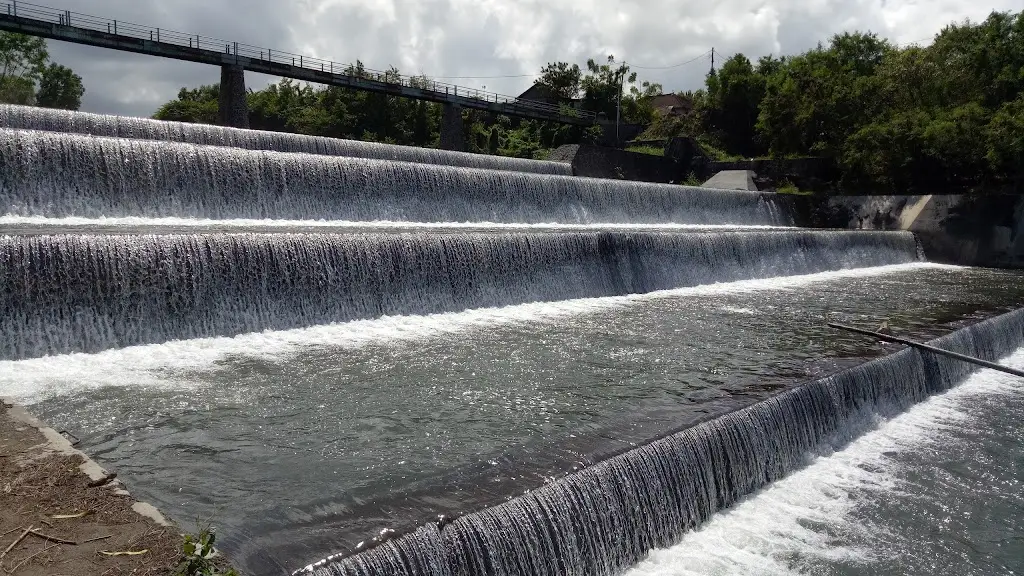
left=0, top=31, right=84, bottom=109
left=643, top=10, right=1024, bottom=193
left=701, top=54, right=766, bottom=157
left=682, top=172, right=704, bottom=186
left=776, top=179, right=810, bottom=195
left=625, top=145, right=664, bottom=156
left=539, top=62, right=583, bottom=100
left=0, top=74, right=35, bottom=105
left=35, top=63, right=85, bottom=110
left=0, top=32, right=48, bottom=84
left=175, top=528, right=239, bottom=576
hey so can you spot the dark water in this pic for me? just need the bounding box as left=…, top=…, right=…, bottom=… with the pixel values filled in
left=0, top=129, right=782, bottom=224
left=0, top=104, right=573, bottom=175
left=4, top=264, right=1021, bottom=575
left=0, top=230, right=917, bottom=359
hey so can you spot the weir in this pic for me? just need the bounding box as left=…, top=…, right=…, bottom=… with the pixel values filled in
left=0, top=104, right=571, bottom=175
left=2, top=105, right=1020, bottom=576
left=305, top=307, right=1024, bottom=576
left=0, top=129, right=782, bottom=224
left=0, top=230, right=918, bottom=360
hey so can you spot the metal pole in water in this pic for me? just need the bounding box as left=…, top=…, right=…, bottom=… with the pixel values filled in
left=828, top=323, right=1024, bottom=378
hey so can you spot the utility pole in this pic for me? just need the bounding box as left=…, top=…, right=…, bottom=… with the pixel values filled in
left=710, top=47, right=715, bottom=72
left=615, top=64, right=624, bottom=147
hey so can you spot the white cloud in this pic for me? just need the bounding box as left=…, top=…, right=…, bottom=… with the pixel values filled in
left=34, top=0, right=1022, bottom=117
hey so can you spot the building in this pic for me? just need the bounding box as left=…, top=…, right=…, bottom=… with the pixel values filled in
left=647, top=93, right=693, bottom=117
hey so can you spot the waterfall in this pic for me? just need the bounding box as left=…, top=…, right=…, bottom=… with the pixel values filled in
left=0, top=230, right=917, bottom=360
left=303, top=307, right=1024, bottom=576
left=0, top=103, right=572, bottom=175
left=0, top=129, right=785, bottom=225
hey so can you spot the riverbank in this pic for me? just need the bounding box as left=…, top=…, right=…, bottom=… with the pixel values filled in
left=0, top=399, right=182, bottom=576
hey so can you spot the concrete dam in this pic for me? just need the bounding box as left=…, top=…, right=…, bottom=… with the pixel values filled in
left=1, top=104, right=1022, bottom=576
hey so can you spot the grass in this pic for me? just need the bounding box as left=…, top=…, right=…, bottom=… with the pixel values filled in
left=624, top=145, right=665, bottom=156
left=776, top=179, right=814, bottom=195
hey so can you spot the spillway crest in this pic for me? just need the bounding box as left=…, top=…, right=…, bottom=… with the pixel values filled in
left=0, top=104, right=572, bottom=175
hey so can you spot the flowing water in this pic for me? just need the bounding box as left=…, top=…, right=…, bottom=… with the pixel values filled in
left=624, top=349, right=1024, bottom=576
left=0, top=229, right=918, bottom=359
left=0, top=109, right=1021, bottom=576
left=4, top=265, right=1022, bottom=575
left=0, top=104, right=572, bottom=175
left=0, top=129, right=782, bottom=224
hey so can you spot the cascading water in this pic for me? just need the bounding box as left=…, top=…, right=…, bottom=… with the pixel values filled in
left=0, top=103, right=573, bottom=175
left=0, top=129, right=785, bottom=225
left=0, top=230, right=918, bottom=360
left=305, top=307, right=1024, bottom=576
left=3, top=105, right=1018, bottom=576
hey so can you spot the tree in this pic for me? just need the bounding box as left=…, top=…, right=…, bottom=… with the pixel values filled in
left=757, top=32, right=892, bottom=157
left=538, top=62, right=582, bottom=100
left=0, top=32, right=86, bottom=109
left=35, top=63, right=85, bottom=110
left=154, top=84, right=219, bottom=123
left=581, top=55, right=635, bottom=119
left=0, top=32, right=48, bottom=105
left=986, top=95, right=1024, bottom=184
left=0, top=32, right=47, bottom=86
left=702, top=53, right=766, bottom=157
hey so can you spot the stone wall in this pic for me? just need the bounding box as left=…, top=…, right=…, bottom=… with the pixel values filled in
left=799, top=194, right=1024, bottom=268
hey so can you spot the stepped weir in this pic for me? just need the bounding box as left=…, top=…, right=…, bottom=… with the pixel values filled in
left=0, top=109, right=1021, bottom=576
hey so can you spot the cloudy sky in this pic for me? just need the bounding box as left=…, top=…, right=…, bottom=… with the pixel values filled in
left=34, top=0, right=1021, bottom=117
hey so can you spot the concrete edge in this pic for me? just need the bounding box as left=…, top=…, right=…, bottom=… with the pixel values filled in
left=2, top=396, right=173, bottom=528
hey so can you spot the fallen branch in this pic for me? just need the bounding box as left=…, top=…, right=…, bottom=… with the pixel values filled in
left=0, top=527, right=32, bottom=560
left=78, top=535, right=114, bottom=545
left=27, top=530, right=76, bottom=546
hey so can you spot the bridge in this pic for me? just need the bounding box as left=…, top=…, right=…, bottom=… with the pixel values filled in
left=0, top=1, right=598, bottom=150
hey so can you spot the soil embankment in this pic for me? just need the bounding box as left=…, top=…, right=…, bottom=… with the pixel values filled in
left=0, top=400, right=182, bottom=576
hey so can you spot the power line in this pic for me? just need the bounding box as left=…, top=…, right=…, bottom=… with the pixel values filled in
left=429, top=72, right=542, bottom=80
left=429, top=49, right=714, bottom=80
left=629, top=50, right=713, bottom=70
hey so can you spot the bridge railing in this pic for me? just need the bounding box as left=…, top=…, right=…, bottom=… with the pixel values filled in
left=2, top=0, right=595, bottom=122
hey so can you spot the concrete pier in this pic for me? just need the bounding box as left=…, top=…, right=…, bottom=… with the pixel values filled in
left=218, top=65, right=249, bottom=129
left=440, top=104, right=465, bottom=151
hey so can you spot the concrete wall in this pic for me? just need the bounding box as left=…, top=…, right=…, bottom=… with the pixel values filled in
left=707, top=157, right=839, bottom=191
left=218, top=65, right=249, bottom=129
left=439, top=104, right=465, bottom=151
left=559, top=144, right=684, bottom=183
left=801, top=194, right=1024, bottom=268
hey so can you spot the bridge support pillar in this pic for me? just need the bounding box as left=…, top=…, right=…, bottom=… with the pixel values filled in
left=440, top=104, right=464, bottom=151
left=218, top=65, right=249, bottom=129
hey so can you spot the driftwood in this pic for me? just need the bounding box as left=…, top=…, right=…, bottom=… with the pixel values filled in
left=828, top=322, right=1024, bottom=378
left=0, top=527, right=33, bottom=560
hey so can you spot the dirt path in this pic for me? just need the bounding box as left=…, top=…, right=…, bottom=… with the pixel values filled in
left=0, top=399, right=183, bottom=576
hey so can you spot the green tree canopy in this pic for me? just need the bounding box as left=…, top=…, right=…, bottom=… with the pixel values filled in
left=36, top=63, right=85, bottom=110
left=0, top=31, right=85, bottom=109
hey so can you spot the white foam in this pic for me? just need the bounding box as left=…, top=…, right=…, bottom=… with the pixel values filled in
left=0, top=214, right=794, bottom=231
left=0, top=262, right=952, bottom=406
left=624, top=348, right=1024, bottom=576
